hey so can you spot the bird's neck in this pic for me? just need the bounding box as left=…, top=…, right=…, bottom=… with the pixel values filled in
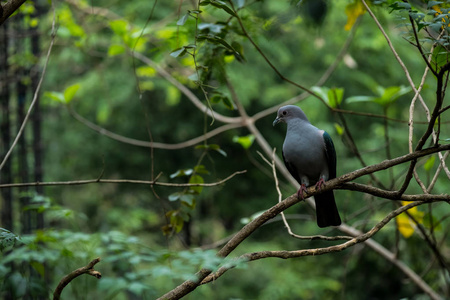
left=287, top=119, right=311, bottom=132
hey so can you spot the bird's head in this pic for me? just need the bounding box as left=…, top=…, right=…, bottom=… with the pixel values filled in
left=273, top=105, right=309, bottom=126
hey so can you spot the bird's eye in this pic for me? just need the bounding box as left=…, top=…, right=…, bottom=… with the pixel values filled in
left=282, top=111, right=287, bottom=116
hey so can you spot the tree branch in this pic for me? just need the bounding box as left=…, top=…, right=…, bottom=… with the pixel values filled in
left=0, top=170, right=247, bottom=189
left=200, top=201, right=443, bottom=300
left=157, top=143, right=450, bottom=299
left=53, top=258, right=102, bottom=300
left=69, top=107, right=243, bottom=149
left=0, top=0, right=27, bottom=25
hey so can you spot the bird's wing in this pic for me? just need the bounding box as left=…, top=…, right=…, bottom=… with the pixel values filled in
left=323, top=131, right=336, bottom=179
left=282, top=149, right=301, bottom=183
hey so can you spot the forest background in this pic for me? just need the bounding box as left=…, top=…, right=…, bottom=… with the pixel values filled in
left=0, top=0, right=450, bottom=299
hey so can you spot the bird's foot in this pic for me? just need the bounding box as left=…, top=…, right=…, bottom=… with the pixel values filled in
left=297, top=184, right=308, bottom=200
left=315, top=178, right=326, bottom=191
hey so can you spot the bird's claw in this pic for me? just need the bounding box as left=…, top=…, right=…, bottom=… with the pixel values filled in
left=297, top=184, right=308, bottom=200
left=315, top=178, right=326, bottom=191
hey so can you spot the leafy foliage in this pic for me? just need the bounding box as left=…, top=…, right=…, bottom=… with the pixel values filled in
left=2, top=0, right=450, bottom=299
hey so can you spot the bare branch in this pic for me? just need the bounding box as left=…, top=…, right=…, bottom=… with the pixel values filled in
left=69, top=107, right=242, bottom=149
left=200, top=201, right=444, bottom=300
left=133, top=52, right=241, bottom=124
left=0, top=170, right=247, bottom=189
left=53, top=258, right=102, bottom=300
left=157, top=143, right=450, bottom=299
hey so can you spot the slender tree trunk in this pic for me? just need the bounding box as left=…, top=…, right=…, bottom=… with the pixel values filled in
left=0, top=14, right=12, bottom=233
left=0, top=18, right=14, bottom=300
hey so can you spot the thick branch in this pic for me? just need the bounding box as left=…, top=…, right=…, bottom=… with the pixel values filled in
left=53, top=258, right=102, bottom=300
left=199, top=201, right=442, bottom=300
left=157, top=144, right=450, bottom=299
left=0, top=0, right=27, bottom=25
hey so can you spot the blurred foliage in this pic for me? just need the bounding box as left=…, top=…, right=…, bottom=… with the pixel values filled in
left=1, top=0, right=450, bottom=299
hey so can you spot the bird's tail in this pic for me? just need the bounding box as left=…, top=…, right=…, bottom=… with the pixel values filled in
left=314, top=191, right=341, bottom=228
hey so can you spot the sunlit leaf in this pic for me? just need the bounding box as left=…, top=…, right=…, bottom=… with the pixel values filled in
left=327, top=87, right=344, bottom=108
left=345, top=0, right=366, bottom=31
left=63, top=83, right=81, bottom=103
left=233, top=135, right=255, bottom=149
left=334, top=123, right=344, bottom=136
left=396, top=201, right=424, bottom=238
left=424, top=155, right=436, bottom=172
left=44, top=91, right=65, bottom=104
left=170, top=169, right=193, bottom=178
left=107, top=44, right=125, bottom=57
left=110, top=19, right=128, bottom=37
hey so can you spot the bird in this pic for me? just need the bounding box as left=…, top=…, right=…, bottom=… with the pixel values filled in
left=273, top=105, right=341, bottom=228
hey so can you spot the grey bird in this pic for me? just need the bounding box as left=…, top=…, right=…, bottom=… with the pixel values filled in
left=273, top=105, right=341, bottom=228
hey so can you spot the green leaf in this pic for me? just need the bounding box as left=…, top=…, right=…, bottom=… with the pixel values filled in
left=177, top=13, right=189, bottom=26
left=180, top=194, right=195, bottom=207
left=170, top=169, right=193, bottom=178
left=189, top=175, right=204, bottom=194
left=195, top=144, right=227, bottom=157
left=311, top=86, right=330, bottom=103
left=222, top=96, right=235, bottom=110
left=210, top=94, right=222, bottom=103
left=346, top=95, right=378, bottom=103
left=424, top=155, right=436, bottom=171
left=170, top=47, right=187, bottom=58
left=63, top=83, right=81, bottom=103
left=44, top=91, right=65, bottom=104
left=107, top=44, right=126, bottom=56
left=30, top=261, right=45, bottom=277
left=334, top=123, right=344, bottom=136
left=422, top=212, right=443, bottom=231
left=110, top=20, right=128, bottom=37
left=232, top=0, right=245, bottom=9
left=170, top=213, right=184, bottom=233
left=428, top=1, right=444, bottom=9
left=432, top=45, right=449, bottom=69
left=194, top=165, right=210, bottom=174
left=168, top=192, right=182, bottom=201
left=327, top=88, right=344, bottom=108
left=232, top=134, right=255, bottom=149
left=209, top=1, right=237, bottom=17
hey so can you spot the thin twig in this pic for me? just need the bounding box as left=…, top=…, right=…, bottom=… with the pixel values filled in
left=0, top=170, right=247, bottom=189
left=69, top=107, right=242, bottom=149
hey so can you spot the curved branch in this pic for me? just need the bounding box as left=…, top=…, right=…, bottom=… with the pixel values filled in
left=199, top=201, right=442, bottom=300
left=69, top=107, right=243, bottom=149
left=132, top=52, right=241, bottom=124
left=53, top=258, right=102, bottom=300
left=157, top=144, right=450, bottom=299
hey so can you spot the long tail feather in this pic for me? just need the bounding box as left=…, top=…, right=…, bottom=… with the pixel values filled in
left=314, top=191, right=341, bottom=228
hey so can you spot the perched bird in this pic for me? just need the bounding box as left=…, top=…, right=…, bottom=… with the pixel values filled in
left=273, top=105, right=341, bottom=228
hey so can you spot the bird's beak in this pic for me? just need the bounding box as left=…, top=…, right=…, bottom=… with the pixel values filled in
left=273, top=117, right=281, bottom=127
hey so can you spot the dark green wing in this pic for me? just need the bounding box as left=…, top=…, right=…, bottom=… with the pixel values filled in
left=323, top=131, right=336, bottom=179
